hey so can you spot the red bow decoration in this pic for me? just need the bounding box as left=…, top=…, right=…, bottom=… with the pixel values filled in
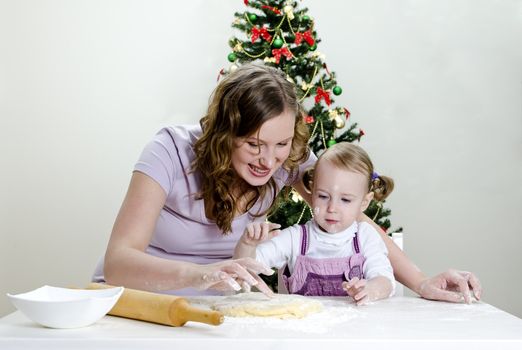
left=271, top=47, right=293, bottom=64
left=344, top=107, right=351, bottom=119
left=314, top=87, right=331, bottom=106
left=251, top=26, right=272, bottom=43
left=358, top=129, right=365, bottom=141
left=323, top=63, right=331, bottom=76
left=217, top=68, right=225, bottom=82
left=304, top=115, right=315, bottom=124
left=294, top=30, right=315, bottom=46
left=261, top=5, right=281, bottom=14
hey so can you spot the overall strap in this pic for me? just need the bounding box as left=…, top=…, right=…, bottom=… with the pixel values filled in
left=300, top=224, right=309, bottom=255
left=353, top=233, right=360, bottom=253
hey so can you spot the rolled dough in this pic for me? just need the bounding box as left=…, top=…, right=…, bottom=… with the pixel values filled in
left=211, top=292, right=323, bottom=319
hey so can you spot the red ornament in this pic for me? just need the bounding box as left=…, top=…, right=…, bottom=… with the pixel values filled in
left=244, top=0, right=249, bottom=5
left=261, top=5, right=281, bottom=14
left=314, top=87, right=331, bottom=106
left=380, top=226, right=388, bottom=233
left=304, top=115, right=315, bottom=124
left=294, top=30, right=315, bottom=46
left=271, top=47, right=293, bottom=64
left=251, top=26, right=272, bottom=43
left=344, top=108, right=351, bottom=119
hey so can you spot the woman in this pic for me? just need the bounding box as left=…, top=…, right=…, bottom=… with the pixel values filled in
left=93, top=63, right=481, bottom=303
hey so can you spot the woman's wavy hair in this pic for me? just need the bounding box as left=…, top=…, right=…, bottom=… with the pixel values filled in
left=303, top=142, right=394, bottom=202
left=193, top=63, right=309, bottom=234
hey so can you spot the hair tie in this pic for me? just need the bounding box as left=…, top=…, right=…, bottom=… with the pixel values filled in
left=371, top=172, right=379, bottom=181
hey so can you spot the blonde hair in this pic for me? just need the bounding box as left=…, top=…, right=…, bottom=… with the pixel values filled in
left=193, top=63, right=309, bottom=234
left=304, top=142, right=394, bottom=201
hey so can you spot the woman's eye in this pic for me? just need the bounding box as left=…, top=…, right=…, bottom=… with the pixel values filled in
left=247, top=142, right=258, bottom=148
left=278, top=142, right=289, bottom=147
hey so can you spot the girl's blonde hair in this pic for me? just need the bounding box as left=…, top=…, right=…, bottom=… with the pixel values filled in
left=304, top=142, right=394, bottom=201
left=193, top=63, right=309, bottom=234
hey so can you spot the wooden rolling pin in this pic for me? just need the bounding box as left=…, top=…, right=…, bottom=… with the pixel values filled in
left=87, top=283, right=223, bottom=327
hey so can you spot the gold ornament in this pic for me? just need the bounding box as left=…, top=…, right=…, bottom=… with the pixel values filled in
left=291, top=190, right=303, bottom=203
left=233, top=43, right=243, bottom=52
left=334, top=115, right=345, bottom=129
left=301, top=82, right=313, bottom=91
left=328, top=109, right=339, bottom=118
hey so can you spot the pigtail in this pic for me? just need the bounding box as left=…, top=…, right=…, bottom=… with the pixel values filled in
left=371, top=175, right=394, bottom=202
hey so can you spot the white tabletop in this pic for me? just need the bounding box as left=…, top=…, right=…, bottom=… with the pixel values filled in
left=1, top=296, right=522, bottom=350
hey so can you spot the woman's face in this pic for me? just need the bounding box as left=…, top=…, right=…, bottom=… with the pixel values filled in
left=231, top=110, right=295, bottom=187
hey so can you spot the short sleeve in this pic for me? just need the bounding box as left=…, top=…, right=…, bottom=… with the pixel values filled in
left=134, top=129, right=177, bottom=196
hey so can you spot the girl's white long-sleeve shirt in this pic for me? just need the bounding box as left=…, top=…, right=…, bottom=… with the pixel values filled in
left=256, top=220, right=395, bottom=288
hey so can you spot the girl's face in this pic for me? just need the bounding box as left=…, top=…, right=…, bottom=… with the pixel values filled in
left=231, top=110, right=295, bottom=187
left=312, top=160, right=373, bottom=234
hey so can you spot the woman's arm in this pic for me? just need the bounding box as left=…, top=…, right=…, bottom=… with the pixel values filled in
left=104, top=172, right=272, bottom=293
left=359, top=213, right=482, bottom=303
left=358, top=213, right=426, bottom=293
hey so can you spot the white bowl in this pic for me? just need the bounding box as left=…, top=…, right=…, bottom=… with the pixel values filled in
left=7, top=285, right=124, bottom=329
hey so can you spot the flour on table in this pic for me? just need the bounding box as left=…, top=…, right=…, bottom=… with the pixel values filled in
left=210, top=292, right=323, bottom=319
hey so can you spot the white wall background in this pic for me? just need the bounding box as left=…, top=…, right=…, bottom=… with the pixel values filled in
left=1, top=0, right=521, bottom=318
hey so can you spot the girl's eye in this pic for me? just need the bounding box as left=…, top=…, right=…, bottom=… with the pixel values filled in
left=318, top=194, right=328, bottom=199
left=247, top=142, right=259, bottom=148
left=341, top=198, right=351, bottom=203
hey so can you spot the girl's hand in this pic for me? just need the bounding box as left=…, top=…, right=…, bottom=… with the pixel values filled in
left=241, top=222, right=281, bottom=246
left=343, top=277, right=370, bottom=305
left=343, top=276, right=392, bottom=306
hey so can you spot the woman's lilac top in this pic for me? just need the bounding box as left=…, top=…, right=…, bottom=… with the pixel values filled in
left=92, top=125, right=317, bottom=295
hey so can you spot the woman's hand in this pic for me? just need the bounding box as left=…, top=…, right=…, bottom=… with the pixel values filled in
left=418, top=269, right=482, bottom=304
left=192, top=257, right=275, bottom=296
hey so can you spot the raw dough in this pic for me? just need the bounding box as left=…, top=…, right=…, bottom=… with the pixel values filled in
left=211, top=292, right=323, bottom=319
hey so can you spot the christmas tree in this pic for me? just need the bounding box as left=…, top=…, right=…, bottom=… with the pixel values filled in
left=223, top=0, right=402, bottom=235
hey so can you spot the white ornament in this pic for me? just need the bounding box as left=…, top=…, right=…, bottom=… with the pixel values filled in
left=283, top=5, right=295, bottom=20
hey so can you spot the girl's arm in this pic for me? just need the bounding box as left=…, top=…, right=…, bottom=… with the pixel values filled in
left=104, top=172, right=272, bottom=293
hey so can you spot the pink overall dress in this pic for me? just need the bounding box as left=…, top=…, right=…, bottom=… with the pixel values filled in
left=282, top=224, right=366, bottom=296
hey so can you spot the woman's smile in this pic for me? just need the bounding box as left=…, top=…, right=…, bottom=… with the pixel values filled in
left=249, top=164, right=271, bottom=177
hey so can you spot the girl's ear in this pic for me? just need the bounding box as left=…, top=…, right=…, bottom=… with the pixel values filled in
left=361, top=191, right=374, bottom=212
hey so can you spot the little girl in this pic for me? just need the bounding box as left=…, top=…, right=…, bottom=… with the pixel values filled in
left=234, top=142, right=395, bottom=305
